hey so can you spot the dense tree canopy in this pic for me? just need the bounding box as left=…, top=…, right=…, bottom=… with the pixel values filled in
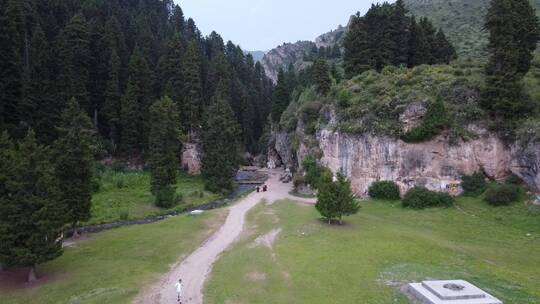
left=344, top=1, right=456, bottom=77
left=0, top=0, right=273, bottom=156
left=482, top=0, right=540, bottom=122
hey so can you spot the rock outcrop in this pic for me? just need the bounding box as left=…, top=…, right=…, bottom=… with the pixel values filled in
left=271, top=125, right=540, bottom=197
left=261, top=41, right=315, bottom=82
left=181, top=142, right=201, bottom=175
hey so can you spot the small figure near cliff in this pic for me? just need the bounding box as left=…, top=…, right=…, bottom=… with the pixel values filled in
left=256, top=186, right=260, bottom=193
left=263, top=185, right=268, bottom=192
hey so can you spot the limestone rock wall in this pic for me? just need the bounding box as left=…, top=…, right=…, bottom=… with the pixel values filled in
left=272, top=125, right=540, bottom=197
left=317, top=129, right=513, bottom=196
left=181, top=142, right=201, bottom=175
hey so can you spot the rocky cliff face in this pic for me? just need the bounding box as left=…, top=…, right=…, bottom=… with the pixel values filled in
left=261, top=41, right=315, bottom=82
left=181, top=142, right=201, bottom=175
left=270, top=125, right=540, bottom=197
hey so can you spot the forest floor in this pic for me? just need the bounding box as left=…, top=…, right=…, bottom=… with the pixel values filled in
left=204, top=197, right=540, bottom=304
left=136, top=168, right=315, bottom=304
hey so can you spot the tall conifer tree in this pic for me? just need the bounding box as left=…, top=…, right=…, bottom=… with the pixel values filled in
left=202, top=94, right=241, bottom=192
left=0, top=130, right=65, bottom=282
left=57, top=14, right=91, bottom=112
left=54, top=99, right=95, bottom=236
left=483, top=0, right=540, bottom=120
left=120, top=48, right=152, bottom=156
left=103, top=49, right=122, bottom=152
left=0, top=1, right=23, bottom=132
left=271, top=69, right=291, bottom=123
left=148, top=96, right=182, bottom=207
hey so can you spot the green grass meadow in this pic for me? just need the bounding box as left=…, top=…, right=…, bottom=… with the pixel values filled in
left=205, top=198, right=540, bottom=304
left=87, top=169, right=221, bottom=226
left=0, top=209, right=227, bottom=304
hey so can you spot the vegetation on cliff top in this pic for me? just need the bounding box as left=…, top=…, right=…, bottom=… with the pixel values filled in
left=280, top=57, right=540, bottom=143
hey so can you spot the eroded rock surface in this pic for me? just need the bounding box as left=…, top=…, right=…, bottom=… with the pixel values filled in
left=271, top=125, right=540, bottom=197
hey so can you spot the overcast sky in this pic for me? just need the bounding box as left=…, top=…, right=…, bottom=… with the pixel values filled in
left=176, top=0, right=387, bottom=51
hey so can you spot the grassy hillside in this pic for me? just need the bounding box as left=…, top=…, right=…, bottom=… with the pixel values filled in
left=280, top=57, right=540, bottom=143
left=406, top=0, right=540, bottom=61
left=205, top=199, right=540, bottom=303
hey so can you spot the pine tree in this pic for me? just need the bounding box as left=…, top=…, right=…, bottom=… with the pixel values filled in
left=344, top=12, right=369, bottom=77
left=434, top=29, right=456, bottom=64
left=182, top=40, right=202, bottom=133
left=103, top=49, right=122, bottom=152
left=0, top=130, right=65, bottom=282
left=161, top=32, right=184, bottom=108
left=170, top=5, right=185, bottom=34
left=19, top=24, right=58, bottom=144
left=57, top=14, right=91, bottom=112
left=120, top=48, right=152, bottom=156
left=389, top=0, right=410, bottom=66
left=407, top=16, right=430, bottom=67
left=0, top=1, right=23, bottom=133
left=148, top=96, right=182, bottom=208
left=271, top=69, right=291, bottom=123
left=483, top=0, right=540, bottom=120
left=54, top=99, right=95, bottom=236
left=313, top=59, right=331, bottom=95
left=316, top=171, right=359, bottom=224
left=202, top=95, right=241, bottom=192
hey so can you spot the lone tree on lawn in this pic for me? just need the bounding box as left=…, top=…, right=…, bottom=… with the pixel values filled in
left=148, top=96, right=182, bottom=208
left=202, top=93, right=241, bottom=192
left=0, top=130, right=65, bottom=282
left=316, top=171, right=359, bottom=224
left=54, top=99, right=95, bottom=237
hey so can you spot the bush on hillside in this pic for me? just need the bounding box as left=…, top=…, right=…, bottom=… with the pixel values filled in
left=302, top=155, right=331, bottom=189
left=402, top=98, right=449, bottom=142
left=368, top=181, right=401, bottom=200
left=402, top=187, right=454, bottom=209
left=505, top=174, right=522, bottom=185
left=484, top=184, right=521, bottom=206
left=461, top=172, right=487, bottom=196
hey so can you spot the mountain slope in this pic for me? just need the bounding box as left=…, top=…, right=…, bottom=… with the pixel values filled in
left=261, top=0, right=540, bottom=80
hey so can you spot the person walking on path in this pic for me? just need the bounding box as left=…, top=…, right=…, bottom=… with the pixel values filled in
left=175, top=279, right=183, bottom=303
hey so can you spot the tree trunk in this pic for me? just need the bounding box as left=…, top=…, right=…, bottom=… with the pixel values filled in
left=94, top=109, right=99, bottom=128
left=28, top=265, right=37, bottom=283
left=72, top=221, right=79, bottom=238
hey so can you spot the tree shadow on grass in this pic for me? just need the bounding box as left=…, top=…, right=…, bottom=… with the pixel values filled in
left=0, top=267, right=69, bottom=290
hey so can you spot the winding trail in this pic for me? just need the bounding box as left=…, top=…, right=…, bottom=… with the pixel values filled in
left=137, top=169, right=315, bottom=304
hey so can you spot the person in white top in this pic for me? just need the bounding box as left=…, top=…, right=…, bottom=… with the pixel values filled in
left=175, top=279, right=183, bottom=303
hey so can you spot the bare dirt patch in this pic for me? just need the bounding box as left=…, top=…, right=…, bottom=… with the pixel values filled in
left=246, top=271, right=266, bottom=282
left=252, top=228, right=282, bottom=249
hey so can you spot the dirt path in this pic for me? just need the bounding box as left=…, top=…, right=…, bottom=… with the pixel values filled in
left=136, top=169, right=315, bottom=304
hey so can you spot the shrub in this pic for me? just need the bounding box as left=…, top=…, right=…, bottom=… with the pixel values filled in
left=119, top=210, right=129, bottom=221
left=402, top=98, right=449, bottom=143
left=302, top=155, right=331, bottom=189
left=112, top=161, right=128, bottom=172
left=484, top=184, right=521, bottom=206
left=461, top=172, right=487, bottom=196
left=402, top=187, right=454, bottom=209
left=368, top=181, right=401, bottom=200
left=115, top=176, right=126, bottom=189
left=155, top=185, right=178, bottom=208
left=505, top=174, right=522, bottom=185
